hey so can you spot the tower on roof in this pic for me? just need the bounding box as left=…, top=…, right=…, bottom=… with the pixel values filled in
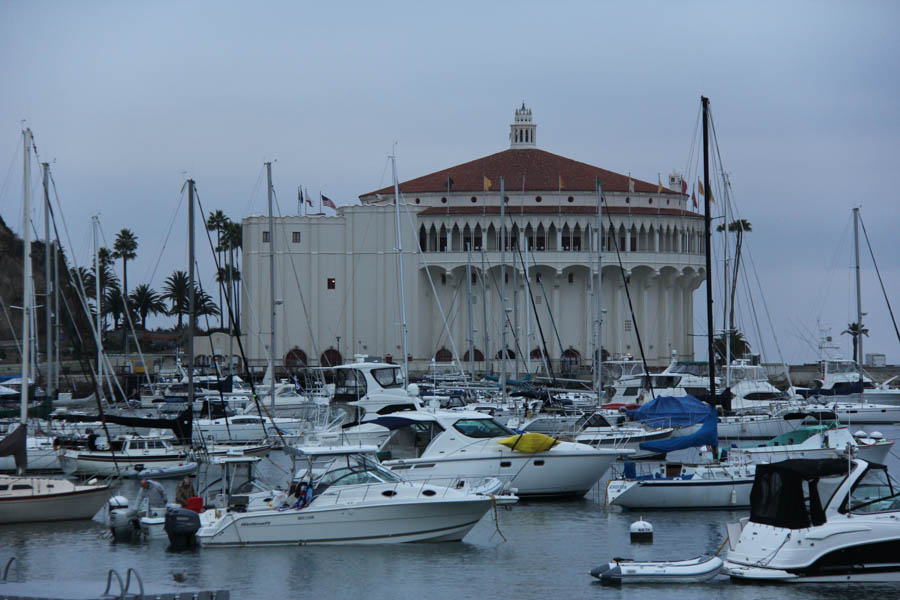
left=509, top=103, right=536, bottom=149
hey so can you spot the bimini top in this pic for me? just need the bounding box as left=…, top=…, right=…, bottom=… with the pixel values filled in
left=749, top=458, right=850, bottom=530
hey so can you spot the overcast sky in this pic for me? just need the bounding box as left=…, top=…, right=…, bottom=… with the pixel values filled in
left=1, top=1, right=898, bottom=367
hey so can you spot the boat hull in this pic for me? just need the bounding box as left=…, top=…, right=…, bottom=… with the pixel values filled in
left=0, top=483, right=109, bottom=523
left=58, top=450, right=191, bottom=477
left=196, top=498, right=492, bottom=546
left=607, top=477, right=753, bottom=509
left=387, top=451, right=619, bottom=498
left=592, top=556, right=723, bottom=583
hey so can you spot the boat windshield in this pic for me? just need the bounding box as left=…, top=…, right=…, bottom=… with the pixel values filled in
left=371, top=367, right=404, bottom=389
left=315, top=454, right=404, bottom=487
left=453, top=418, right=515, bottom=438
left=845, top=465, right=900, bottom=514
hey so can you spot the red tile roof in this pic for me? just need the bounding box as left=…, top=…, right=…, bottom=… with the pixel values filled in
left=361, top=148, right=679, bottom=198
left=418, top=206, right=701, bottom=218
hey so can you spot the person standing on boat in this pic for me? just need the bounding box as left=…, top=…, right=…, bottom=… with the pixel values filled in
left=175, top=474, right=196, bottom=507
left=135, top=479, right=167, bottom=509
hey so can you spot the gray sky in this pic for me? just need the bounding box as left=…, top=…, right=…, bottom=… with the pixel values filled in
left=1, top=1, right=899, bottom=366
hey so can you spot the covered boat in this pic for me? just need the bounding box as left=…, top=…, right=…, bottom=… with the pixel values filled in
left=725, top=457, right=900, bottom=582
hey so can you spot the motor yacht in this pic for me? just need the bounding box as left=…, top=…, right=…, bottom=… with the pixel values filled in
left=195, top=448, right=502, bottom=546
left=374, top=410, right=631, bottom=497
left=724, top=457, right=900, bottom=582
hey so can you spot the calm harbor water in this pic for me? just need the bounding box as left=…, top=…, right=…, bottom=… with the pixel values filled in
left=2, top=425, right=900, bottom=599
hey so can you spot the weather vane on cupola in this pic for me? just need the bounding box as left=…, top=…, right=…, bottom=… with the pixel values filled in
left=510, top=103, right=536, bottom=149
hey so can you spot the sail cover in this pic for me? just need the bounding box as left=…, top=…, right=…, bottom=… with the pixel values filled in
left=637, top=405, right=718, bottom=453
left=0, top=424, right=27, bottom=470
left=626, top=395, right=711, bottom=428
left=52, top=408, right=193, bottom=444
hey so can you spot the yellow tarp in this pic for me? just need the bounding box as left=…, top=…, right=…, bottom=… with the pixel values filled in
left=497, top=432, right=559, bottom=453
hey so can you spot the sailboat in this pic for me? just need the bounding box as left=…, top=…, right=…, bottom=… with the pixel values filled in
left=0, top=129, right=110, bottom=523
left=606, top=98, right=757, bottom=510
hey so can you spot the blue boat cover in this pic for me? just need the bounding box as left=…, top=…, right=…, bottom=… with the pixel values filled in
left=626, top=395, right=710, bottom=428
left=637, top=407, right=718, bottom=453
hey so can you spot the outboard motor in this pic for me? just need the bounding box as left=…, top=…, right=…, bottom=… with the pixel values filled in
left=107, top=495, right=140, bottom=542
left=164, top=506, right=201, bottom=549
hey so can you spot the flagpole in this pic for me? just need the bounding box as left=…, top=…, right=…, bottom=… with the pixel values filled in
left=319, top=191, right=322, bottom=214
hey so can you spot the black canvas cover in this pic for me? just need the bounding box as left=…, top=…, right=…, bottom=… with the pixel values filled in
left=750, top=458, right=849, bottom=529
left=52, top=408, right=193, bottom=445
left=0, top=423, right=27, bottom=470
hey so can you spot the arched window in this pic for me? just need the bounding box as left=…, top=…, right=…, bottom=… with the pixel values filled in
left=434, top=348, right=453, bottom=363
left=572, top=224, right=582, bottom=251
left=530, top=347, right=547, bottom=359
left=474, top=224, right=483, bottom=251
left=561, top=224, right=571, bottom=251
left=462, top=348, right=485, bottom=362
left=463, top=224, right=472, bottom=251
left=320, top=348, right=342, bottom=367
left=495, top=348, right=516, bottom=359
left=561, top=348, right=581, bottom=371
left=284, top=348, right=307, bottom=368
left=419, top=225, right=427, bottom=251
left=439, top=225, right=448, bottom=252
left=536, top=223, right=546, bottom=251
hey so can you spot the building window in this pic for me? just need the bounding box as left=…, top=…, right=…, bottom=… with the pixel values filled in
left=262, top=231, right=270, bottom=243
left=292, top=231, right=301, bottom=243
left=471, top=196, right=477, bottom=203
left=441, top=197, right=447, bottom=204
left=441, top=274, right=447, bottom=285
left=327, top=277, right=336, bottom=290
left=568, top=273, right=574, bottom=284
left=648, top=198, right=653, bottom=205
left=567, top=196, right=574, bottom=203
left=504, top=196, right=509, bottom=203
left=415, top=197, right=420, bottom=204
left=471, top=272, right=477, bottom=284
left=535, top=273, right=542, bottom=283
left=625, top=197, right=630, bottom=204
left=535, top=196, right=542, bottom=203
left=504, top=273, right=509, bottom=284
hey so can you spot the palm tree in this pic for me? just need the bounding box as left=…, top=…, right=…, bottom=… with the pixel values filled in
left=215, top=264, right=241, bottom=330
left=206, top=210, right=229, bottom=328
left=222, top=220, right=243, bottom=333
left=91, top=247, right=118, bottom=330
left=713, top=330, right=751, bottom=365
left=193, top=287, right=221, bottom=321
left=113, top=229, right=138, bottom=345
left=104, top=284, right=126, bottom=331
left=841, top=322, right=869, bottom=363
left=162, top=270, right=190, bottom=329
left=129, top=284, right=167, bottom=329
left=716, top=219, right=752, bottom=333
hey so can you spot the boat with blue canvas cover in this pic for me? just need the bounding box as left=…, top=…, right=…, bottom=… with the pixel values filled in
left=607, top=397, right=757, bottom=509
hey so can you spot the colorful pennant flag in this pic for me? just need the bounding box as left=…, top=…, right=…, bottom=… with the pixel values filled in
left=483, top=176, right=492, bottom=191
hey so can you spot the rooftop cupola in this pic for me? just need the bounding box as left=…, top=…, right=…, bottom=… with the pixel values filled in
left=509, top=103, right=537, bottom=149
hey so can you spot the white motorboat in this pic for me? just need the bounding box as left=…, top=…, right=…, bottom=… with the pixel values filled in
left=190, top=414, right=310, bottom=444
left=724, top=457, right=900, bottom=582
left=728, top=422, right=893, bottom=465
left=195, top=449, right=502, bottom=546
left=0, top=472, right=110, bottom=524
left=794, top=359, right=900, bottom=406
left=58, top=435, right=193, bottom=477
left=0, top=433, right=59, bottom=472
left=591, top=556, right=724, bottom=583
left=374, top=410, right=632, bottom=497
left=606, top=461, right=756, bottom=509
left=805, top=400, right=900, bottom=425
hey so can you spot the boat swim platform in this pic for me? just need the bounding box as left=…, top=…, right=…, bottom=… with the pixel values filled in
left=1, top=558, right=228, bottom=600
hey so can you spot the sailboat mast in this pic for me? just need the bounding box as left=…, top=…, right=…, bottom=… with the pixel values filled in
left=266, top=162, right=276, bottom=409
left=481, top=248, right=489, bottom=371
left=93, top=215, right=102, bottom=403
left=594, top=179, right=603, bottom=400
left=42, top=162, right=53, bottom=400
left=499, top=177, right=507, bottom=400
left=466, top=242, right=474, bottom=380
left=853, top=207, right=863, bottom=391
left=702, top=96, right=717, bottom=403
left=187, top=179, right=196, bottom=409
left=391, top=155, right=409, bottom=384
left=20, top=129, right=32, bottom=426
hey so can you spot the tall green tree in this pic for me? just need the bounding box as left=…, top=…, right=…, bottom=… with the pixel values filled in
left=104, top=283, right=126, bottom=331
left=113, top=229, right=138, bottom=345
left=91, top=248, right=118, bottom=330
left=222, top=220, right=243, bottom=334
left=206, top=210, right=229, bottom=328
left=714, top=330, right=751, bottom=365
left=129, top=284, right=167, bottom=329
left=716, top=219, right=752, bottom=334
left=162, top=270, right=190, bottom=329
left=841, top=322, right=869, bottom=363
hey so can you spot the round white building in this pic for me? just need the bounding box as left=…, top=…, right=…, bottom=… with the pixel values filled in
left=241, top=105, right=705, bottom=374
